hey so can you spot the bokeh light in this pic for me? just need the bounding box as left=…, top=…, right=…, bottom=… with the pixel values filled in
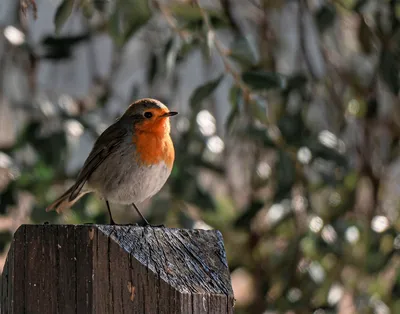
left=4, top=26, right=25, bottom=46
left=256, top=162, right=271, bottom=179
left=206, top=135, right=224, bottom=154
left=196, top=110, right=216, bottom=136
left=65, top=120, right=84, bottom=137
left=345, top=226, right=360, bottom=244
left=371, top=216, right=390, bottom=233
left=321, top=225, right=337, bottom=244
left=308, top=262, right=325, bottom=284
left=297, top=146, right=312, bottom=164
left=309, top=216, right=324, bottom=233
left=327, top=283, right=343, bottom=305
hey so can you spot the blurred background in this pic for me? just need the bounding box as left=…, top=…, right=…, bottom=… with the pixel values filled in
left=0, top=0, right=399, bottom=313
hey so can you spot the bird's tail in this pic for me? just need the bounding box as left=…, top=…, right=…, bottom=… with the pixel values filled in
left=46, top=186, right=89, bottom=213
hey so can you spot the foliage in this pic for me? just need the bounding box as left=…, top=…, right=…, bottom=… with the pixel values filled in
left=1, top=0, right=400, bottom=313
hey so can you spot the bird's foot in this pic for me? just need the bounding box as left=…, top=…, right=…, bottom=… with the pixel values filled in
left=111, top=223, right=140, bottom=227
left=143, top=223, right=165, bottom=228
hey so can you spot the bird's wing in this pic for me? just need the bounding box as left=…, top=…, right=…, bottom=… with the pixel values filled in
left=68, top=122, right=128, bottom=201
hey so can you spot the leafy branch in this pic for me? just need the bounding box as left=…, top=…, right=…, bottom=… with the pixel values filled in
left=194, top=0, right=252, bottom=103
left=20, top=0, right=38, bottom=19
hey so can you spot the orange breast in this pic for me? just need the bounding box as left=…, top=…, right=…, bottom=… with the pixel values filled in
left=133, top=131, right=175, bottom=169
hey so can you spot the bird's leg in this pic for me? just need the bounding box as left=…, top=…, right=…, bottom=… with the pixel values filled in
left=131, top=202, right=164, bottom=228
left=106, top=200, right=116, bottom=225
left=131, top=202, right=150, bottom=225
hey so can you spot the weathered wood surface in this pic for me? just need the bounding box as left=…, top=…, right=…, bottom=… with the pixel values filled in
left=0, top=225, right=234, bottom=314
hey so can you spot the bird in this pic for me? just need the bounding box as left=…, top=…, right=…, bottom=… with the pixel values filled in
left=46, top=98, right=178, bottom=226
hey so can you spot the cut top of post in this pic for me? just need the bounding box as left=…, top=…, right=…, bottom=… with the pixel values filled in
left=98, top=225, right=232, bottom=295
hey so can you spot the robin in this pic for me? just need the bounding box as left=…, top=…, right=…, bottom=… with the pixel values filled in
left=46, top=98, right=178, bottom=225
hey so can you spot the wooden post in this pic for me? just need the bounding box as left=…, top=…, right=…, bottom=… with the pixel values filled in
left=0, top=225, right=234, bottom=314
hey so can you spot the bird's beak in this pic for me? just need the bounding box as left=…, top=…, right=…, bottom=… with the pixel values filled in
left=161, top=111, right=178, bottom=117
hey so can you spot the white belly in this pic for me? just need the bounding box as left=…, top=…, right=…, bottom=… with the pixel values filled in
left=88, top=146, right=172, bottom=205
left=105, top=161, right=171, bottom=204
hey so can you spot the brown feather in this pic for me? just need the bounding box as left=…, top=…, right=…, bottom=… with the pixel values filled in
left=46, top=186, right=89, bottom=213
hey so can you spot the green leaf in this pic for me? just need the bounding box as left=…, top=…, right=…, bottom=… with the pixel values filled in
left=380, top=50, right=399, bottom=95
left=278, top=112, right=307, bottom=145
left=307, top=137, right=347, bottom=167
left=358, top=17, right=374, bottom=54
left=229, top=36, right=257, bottom=66
left=353, top=0, right=369, bottom=13
left=108, top=0, right=151, bottom=47
left=123, top=0, right=151, bottom=42
left=170, top=3, right=226, bottom=23
left=284, top=74, right=308, bottom=93
left=170, top=166, right=215, bottom=211
left=17, top=161, right=56, bottom=191
left=169, top=3, right=228, bottom=30
left=93, top=0, right=108, bottom=12
left=229, top=84, right=242, bottom=106
left=242, top=71, right=287, bottom=91
left=315, top=4, right=336, bottom=33
left=177, top=39, right=200, bottom=62
left=226, top=85, right=242, bottom=130
left=147, top=52, right=158, bottom=85
left=22, top=122, right=67, bottom=168
left=275, top=150, right=296, bottom=201
left=0, top=182, right=17, bottom=214
left=41, top=34, right=90, bottom=60
left=108, top=6, right=121, bottom=45
left=249, top=97, right=268, bottom=124
left=54, top=0, right=75, bottom=34
left=0, top=231, right=12, bottom=252
left=234, top=200, right=264, bottom=228
left=189, top=75, right=223, bottom=109
left=81, top=0, right=94, bottom=19
left=164, top=37, right=177, bottom=76
left=193, top=182, right=216, bottom=211
left=169, top=3, right=205, bottom=21
left=366, top=251, right=392, bottom=273
left=245, top=126, right=276, bottom=148
left=42, top=34, right=89, bottom=47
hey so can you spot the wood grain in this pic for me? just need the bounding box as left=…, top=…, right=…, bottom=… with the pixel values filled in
left=0, top=225, right=234, bottom=314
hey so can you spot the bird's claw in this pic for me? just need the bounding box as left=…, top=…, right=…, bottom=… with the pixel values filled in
left=144, top=223, right=165, bottom=228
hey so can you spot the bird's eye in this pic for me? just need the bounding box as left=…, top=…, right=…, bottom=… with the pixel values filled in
left=144, top=112, right=153, bottom=119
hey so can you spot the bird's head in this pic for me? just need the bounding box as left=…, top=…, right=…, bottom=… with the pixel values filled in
left=122, top=98, right=178, bottom=134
